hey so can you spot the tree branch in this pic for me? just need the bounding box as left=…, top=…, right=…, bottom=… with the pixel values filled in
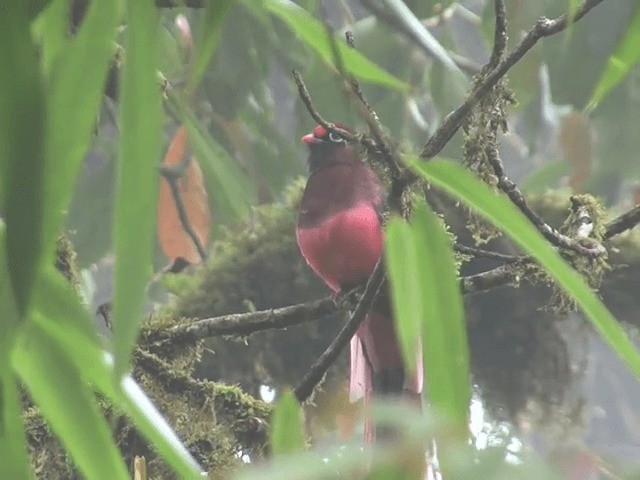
left=604, top=204, right=640, bottom=239
left=421, top=0, right=608, bottom=158
left=144, top=296, right=338, bottom=347
left=488, top=0, right=507, bottom=68
left=294, top=261, right=386, bottom=402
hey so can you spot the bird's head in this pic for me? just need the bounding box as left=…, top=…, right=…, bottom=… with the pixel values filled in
left=302, top=124, right=356, bottom=173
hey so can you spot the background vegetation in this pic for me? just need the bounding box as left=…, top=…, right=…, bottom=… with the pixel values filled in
left=2, top=0, right=640, bottom=478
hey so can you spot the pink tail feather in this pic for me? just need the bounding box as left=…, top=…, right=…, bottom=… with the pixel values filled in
left=350, top=314, right=423, bottom=444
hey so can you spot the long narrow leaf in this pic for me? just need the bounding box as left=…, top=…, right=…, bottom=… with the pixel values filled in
left=0, top=224, right=30, bottom=478
left=381, top=0, right=461, bottom=73
left=265, top=0, right=409, bottom=91
left=0, top=4, right=47, bottom=316
left=270, top=390, right=305, bottom=456
left=187, top=0, right=236, bottom=94
left=166, top=90, right=253, bottom=222
left=31, top=272, right=203, bottom=478
left=32, top=0, right=70, bottom=79
left=412, top=158, right=640, bottom=379
left=587, top=3, right=640, bottom=110
left=12, top=325, right=129, bottom=480
left=41, top=0, right=122, bottom=304
left=0, top=369, right=30, bottom=479
left=386, top=204, right=470, bottom=428
left=113, top=0, right=163, bottom=377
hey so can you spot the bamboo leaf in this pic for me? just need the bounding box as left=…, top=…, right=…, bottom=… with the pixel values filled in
left=12, top=325, right=129, bottom=480
left=270, top=390, right=305, bottom=456
left=112, top=0, right=163, bottom=377
left=166, top=90, right=254, bottom=222
left=0, top=4, right=47, bottom=316
left=265, top=0, right=409, bottom=91
left=0, top=224, right=30, bottom=478
left=386, top=204, right=470, bottom=427
left=586, top=3, right=640, bottom=111
left=40, top=0, right=122, bottom=308
left=187, top=0, right=236, bottom=94
left=411, top=158, right=640, bottom=380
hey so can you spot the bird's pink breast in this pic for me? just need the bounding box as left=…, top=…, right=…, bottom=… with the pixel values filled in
left=296, top=202, right=383, bottom=293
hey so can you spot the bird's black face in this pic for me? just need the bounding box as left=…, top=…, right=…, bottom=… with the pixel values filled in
left=302, top=124, right=352, bottom=173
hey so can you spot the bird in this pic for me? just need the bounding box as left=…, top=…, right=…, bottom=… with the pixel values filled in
left=295, top=124, right=422, bottom=443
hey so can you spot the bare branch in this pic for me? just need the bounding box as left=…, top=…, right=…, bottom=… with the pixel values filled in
left=144, top=296, right=338, bottom=347
left=421, top=0, right=608, bottom=158
left=604, top=204, right=640, bottom=239
left=460, top=264, right=519, bottom=295
left=292, top=70, right=359, bottom=143
left=294, top=261, right=386, bottom=402
left=488, top=0, right=507, bottom=68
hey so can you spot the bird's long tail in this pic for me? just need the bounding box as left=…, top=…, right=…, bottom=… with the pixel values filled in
left=350, top=312, right=423, bottom=444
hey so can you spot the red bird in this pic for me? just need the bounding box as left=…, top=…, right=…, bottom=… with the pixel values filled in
left=296, top=124, right=422, bottom=443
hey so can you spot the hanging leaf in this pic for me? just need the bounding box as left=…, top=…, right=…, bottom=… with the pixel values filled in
left=157, top=126, right=211, bottom=265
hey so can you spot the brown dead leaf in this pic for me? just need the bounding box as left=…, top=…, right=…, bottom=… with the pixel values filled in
left=157, top=125, right=211, bottom=265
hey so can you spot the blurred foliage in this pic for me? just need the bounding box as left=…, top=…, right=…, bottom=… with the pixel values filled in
left=5, top=0, right=640, bottom=478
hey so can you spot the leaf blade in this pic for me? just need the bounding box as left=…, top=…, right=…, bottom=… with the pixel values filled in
left=386, top=204, right=470, bottom=428
left=412, top=158, right=640, bottom=380
left=265, top=0, right=409, bottom=91
left=271, top=390, right=305, bottom=456
left=586, top=3, right=640, bottom=110
left=112, top=0, right=163, bottom=377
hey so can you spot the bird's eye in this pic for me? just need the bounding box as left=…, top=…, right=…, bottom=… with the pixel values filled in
left=328, top=131, right=345, bottom=143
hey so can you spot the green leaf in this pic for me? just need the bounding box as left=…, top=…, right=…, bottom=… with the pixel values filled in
left=187, top=0, right=236, bottom=95
left=28, top=267, right=203, bottom=478
left=166, top=90, right=254, bottom=222
left=0, top=224, right=30, bottom=478
left=41, top=0, right=122, bottom=308
left=32, top=0, right=70, bottom=79
left=411, top=158, right=640, bottom=380
left=112, top=0, right=163, bottom=377
left=0, top=370, right=31, bottom=479
left=265, top=0, right=409, bottom=91
left=586, top=3, right=640, bottom=111
left=270, top=390, right=305, bottom=456
left=381, top=0, right=461, bottom=74
left=30, top=300, right=205, bottom=478
left=118, top=376, right=205, bottom=478
left=0, top=4, right=47, bottom=316
left=12, top=324, right=129, bottom=480
left=386, top=204, right=470, bottom=428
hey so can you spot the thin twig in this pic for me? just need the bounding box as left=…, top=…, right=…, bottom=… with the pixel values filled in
left=484, top=143, right=605, bottom=257
left=604, top=204, right=640, bottom=239
left=292, top=70, right=358, bottom=143
left=454, top=243, right=527, bottom=263
left=421, top=0, right=608, bottom=158
left=294, top=262, right=386, bottom=402
left=159, top=161, right=209, bottom=262
left=144, top=296, right=338, bottom=347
